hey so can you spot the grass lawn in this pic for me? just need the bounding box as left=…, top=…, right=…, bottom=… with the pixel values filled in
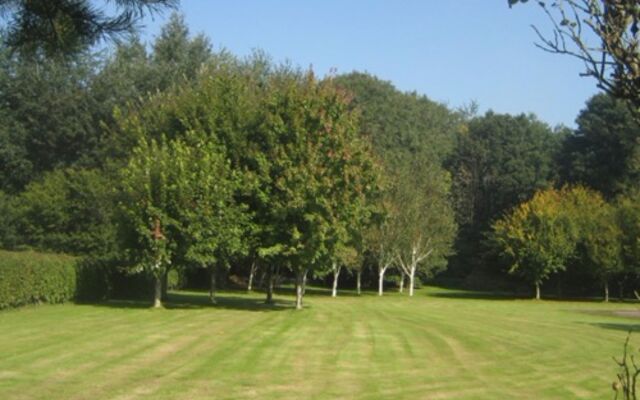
left=1, top=286, right=639, bottom=399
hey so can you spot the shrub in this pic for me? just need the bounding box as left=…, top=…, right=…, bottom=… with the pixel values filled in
left=0, top=250, right=76, bottom=309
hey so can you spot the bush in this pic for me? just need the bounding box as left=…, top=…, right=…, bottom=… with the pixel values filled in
left=0, top=250, right=76, bottom=309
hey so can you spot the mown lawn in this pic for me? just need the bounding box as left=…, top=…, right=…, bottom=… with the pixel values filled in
left=1, top=286, right=638, bottom=399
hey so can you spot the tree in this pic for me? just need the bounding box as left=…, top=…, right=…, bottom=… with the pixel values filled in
left=559, top=93, right=640, bottom=198
left=616, top=190, right=640, bottom=287
left=367, top=211, right=399, bottom=297
left=333, top=72, right=458, bottom=165
left=118, top=136, right=180, bottom=308
left=254, top=71, right=379, bottom=309
left=394, top=157, right=456, bottom=297
left=0, top=0, right=177, bottom=56
left=510, top=0, right=640, bottom=119
left=17, top=167, right=116, bottom=255
left=0, top=42, right=102, bottom=191
left=172, top=133, right=248, bottom=304
left=447, top=111, right=560, bottom=276
left=491, top=187, right=580, bottom=299
left=580, top=200, right=623, bottom=301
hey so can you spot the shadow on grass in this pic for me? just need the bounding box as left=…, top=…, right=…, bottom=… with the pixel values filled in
left=89, top=291, right=294, bottom=312
left=589, top=322, right=640, bottom=332
left=429, top=289, right=528, bottom=301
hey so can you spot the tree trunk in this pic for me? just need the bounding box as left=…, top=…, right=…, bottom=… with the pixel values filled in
left=265, top=264, right=274, bottom=304
left=247, top=260, right=257, bottom=292
left=331, top=262, right=341, bottom=297
left=604, top=280, right=609, bottom=303
left=302, top=270, right=307, bottom=296
left=295, top=270, right=306, bottom=310
left=378, top=266, right=387, bottom=296
left=161, top=269, right=169, bottom=300
left=356, top=270, right=362, bottom=295
left=153, top=274, right=162, bottom=308
left=399, top=274, right=405, bottom=293
left=209, top=265, right=217, bottom=304
left=408, top=267, right=416, bottom=297
left=535, top=282, right=541, bottom=300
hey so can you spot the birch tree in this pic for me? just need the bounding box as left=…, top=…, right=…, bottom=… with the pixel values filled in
left=365, top=202, right=400, bottom=296
left=394, top=157, right=456, bottom=297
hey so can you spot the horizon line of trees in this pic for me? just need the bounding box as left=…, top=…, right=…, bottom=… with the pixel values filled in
left=1, top=12, right=639, bottom=308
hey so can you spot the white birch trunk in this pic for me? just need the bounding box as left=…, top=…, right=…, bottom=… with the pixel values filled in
left=356, top=270, right=362, bottom=295
left=295, top=269, right=307, bottom=310
left=535, top=282, right=541, bottom=300
left=247, top=260, right=257, bottom=292
left=378, top=265, right=389, bottom=296
left=302, top=271, right=307, bottom=296
left=331, top=262, right=341, bottom=297
left=399, top=274, right=405, bottom=293
left=409, top=266, right=416, bottom=297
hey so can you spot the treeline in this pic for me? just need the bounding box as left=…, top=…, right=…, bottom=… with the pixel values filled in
left=1, top=14, right=638, bottom=308
left=447, top=94, right=640, bottom=299
left=0, top=15, right=458, bottom=309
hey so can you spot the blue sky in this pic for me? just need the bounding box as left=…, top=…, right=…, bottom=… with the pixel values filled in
left=141, top=1, right=599, bottom=128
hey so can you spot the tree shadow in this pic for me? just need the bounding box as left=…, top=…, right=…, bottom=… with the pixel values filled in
left=429, top=289, right=528, bottom=301
left=85, top=291, right=294, bottom=312
left=588, top=322, right=640, bottom=332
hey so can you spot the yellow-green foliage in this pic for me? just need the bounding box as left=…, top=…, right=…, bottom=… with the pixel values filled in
left=491, top=186, right=581, bottom=286
left=0, top=250, right=76, bottom=309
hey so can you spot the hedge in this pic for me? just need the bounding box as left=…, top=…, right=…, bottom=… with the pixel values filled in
left=0, top=250, right=76, bottom=309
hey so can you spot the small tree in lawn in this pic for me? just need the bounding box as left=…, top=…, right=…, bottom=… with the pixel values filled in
left=173, top=133, right=248, bottom=304
left=394, top=157, right=456, bottom=297
left=367, top=217, right=399, bottom=297
left=118, top=136, right=179, bottom=308
left=491, top=187, right=579, bottom=300
left=572, top=191, right=623, bottom=302
left=330, top=244, right=360, bottom=297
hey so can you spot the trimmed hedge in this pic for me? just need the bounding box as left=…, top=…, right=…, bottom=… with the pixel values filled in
left=0, top=250, right=76, bottom=309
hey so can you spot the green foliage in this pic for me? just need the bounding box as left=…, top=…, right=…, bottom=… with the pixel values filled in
left=333, top=71, right=459, bottom=165
left=616, top=191, right=640, bottom=275
left=0, top=46, right=100, bottom=191
left=0, top=191, right=21, bottom=249
left=117, top=136, right=179, bottom=279
left=559, top=94, right=640, bottom=198
left=17, top=168, right=117, bottom=255
left=491, top=186, right=581, bottom=295
left=172, top=134, right=249, bottom=270
left=393, top=156, right=457, bottom=279
left=447, top=111, right=560, bottom=276
left=255, top=72, right=380, bottom=282
left=568, top=190, right=623, bottom=290
left=0, top=250, right=76, bottom=309
left=449, top=111, right=559, bottom=229
left=0, top=0, right=177, bottom=56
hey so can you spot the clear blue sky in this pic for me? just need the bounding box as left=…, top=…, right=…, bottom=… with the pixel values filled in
left=141, top=0, right=599, bottom=128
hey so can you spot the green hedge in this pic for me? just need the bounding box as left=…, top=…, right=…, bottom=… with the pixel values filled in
left=0, top=250, right=77, bottom=309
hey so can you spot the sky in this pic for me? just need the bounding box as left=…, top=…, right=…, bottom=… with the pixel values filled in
left=140, top=0, right=600, bottom=128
